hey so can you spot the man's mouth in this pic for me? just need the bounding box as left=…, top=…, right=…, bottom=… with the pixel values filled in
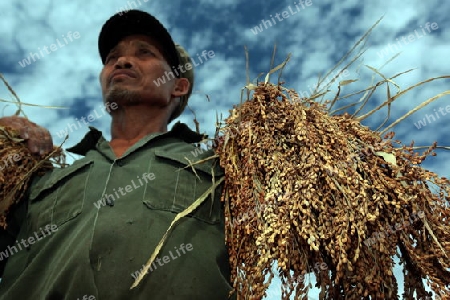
left=110, top=70, right=137, bottom=82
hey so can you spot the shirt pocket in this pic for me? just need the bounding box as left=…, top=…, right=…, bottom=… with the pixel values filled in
left=143, top=150, right=224, bottom=225
left=27, top=159, right=94, bottom=236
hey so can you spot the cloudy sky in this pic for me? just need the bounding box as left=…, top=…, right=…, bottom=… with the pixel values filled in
left=0, top=0, right=448, bottom=299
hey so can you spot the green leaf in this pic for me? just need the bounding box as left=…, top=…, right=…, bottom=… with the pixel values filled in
left=375, top=151, right=397, bottom=166
left=339, top=79, right=358, bottom=86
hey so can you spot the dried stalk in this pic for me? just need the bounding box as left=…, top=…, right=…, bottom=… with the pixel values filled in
left=0, top=74, right=66, bottom=228
left=214, top=81, right=450, bottom=299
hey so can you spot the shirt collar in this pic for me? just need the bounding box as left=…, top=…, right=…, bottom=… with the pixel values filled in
left=66, top=121, right=207, bottom=156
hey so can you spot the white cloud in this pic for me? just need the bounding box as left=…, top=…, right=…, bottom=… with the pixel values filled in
left=0, top=0, right=448, bottom=298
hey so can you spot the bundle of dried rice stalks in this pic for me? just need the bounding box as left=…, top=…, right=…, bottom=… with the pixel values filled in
left=216, top=80, right=449, bottom=299
left=213, top=22, right=450, bottom=299
left=0, top=127, right=64, bottom=229
left=0, top=74, right=65, bottom=229
left=124, top=18, right=449, bottom=298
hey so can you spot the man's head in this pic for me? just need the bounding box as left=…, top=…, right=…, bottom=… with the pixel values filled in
left=98, top=10, right=194, bottom=123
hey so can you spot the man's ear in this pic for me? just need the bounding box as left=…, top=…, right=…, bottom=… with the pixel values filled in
left=99, top=69, right=107, bottom=92
left=172, top=78, right=190, bottom=98
left=99, top=68, right=105, bottom=83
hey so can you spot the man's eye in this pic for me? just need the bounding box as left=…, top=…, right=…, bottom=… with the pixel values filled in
left=105, top=54, right=117, bottom=63
left=139, top=48, right=154, bottom=55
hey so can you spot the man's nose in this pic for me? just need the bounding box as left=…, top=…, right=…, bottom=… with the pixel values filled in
left=114, top=56, right=133, bottom=69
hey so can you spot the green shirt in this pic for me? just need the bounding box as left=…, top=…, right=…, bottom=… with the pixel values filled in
left=0, top=122, right=234, bottom=300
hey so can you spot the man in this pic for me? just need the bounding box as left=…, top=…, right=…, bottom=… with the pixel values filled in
left=0, top=10, right=234, bottom=300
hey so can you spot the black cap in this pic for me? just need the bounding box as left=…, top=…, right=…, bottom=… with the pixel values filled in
left=98, top=10, right=180, bottom=75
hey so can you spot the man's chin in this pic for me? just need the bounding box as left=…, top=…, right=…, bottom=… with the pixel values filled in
left=104, top=88, right=143, bottom=106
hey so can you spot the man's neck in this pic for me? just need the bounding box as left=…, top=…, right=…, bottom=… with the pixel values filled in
left=109, top=106, right=170, bottom=158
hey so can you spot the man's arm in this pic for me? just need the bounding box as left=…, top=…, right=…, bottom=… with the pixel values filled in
left=0, top=116, right=53, bottom=155
left=0, top=116, right=52, bottom=276
left=0, top=196, right=28, bottom=277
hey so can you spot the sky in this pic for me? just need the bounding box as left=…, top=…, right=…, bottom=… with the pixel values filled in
left=0, top=0, right=449, bottom=299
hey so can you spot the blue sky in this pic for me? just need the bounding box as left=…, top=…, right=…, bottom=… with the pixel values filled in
left=0, top=0, right=449, bottom=299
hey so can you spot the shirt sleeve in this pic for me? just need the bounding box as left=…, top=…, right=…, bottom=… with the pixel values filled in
left=0, top=189, right=29, bottom=277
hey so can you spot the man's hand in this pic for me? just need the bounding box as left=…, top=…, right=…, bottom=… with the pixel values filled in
left=0, top=116, right=53, bottom=155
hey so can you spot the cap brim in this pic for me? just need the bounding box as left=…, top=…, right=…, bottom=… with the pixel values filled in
left=98, top=10, right=180, bottom=70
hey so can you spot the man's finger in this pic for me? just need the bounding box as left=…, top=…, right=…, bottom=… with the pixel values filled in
left=27, top=141, right=39, bottom=154
left=39, top=131, right=53, bottom=154
left=0, top=116, right=52, bottom=155
left=25, top=127, right=42, bottom=154
left=19, top=127, right=30, bottom=140
left=43, top=132, right=54, bottom=154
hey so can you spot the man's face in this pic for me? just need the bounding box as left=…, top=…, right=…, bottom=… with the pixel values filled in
left=99, top=34, right=184, bottom=111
